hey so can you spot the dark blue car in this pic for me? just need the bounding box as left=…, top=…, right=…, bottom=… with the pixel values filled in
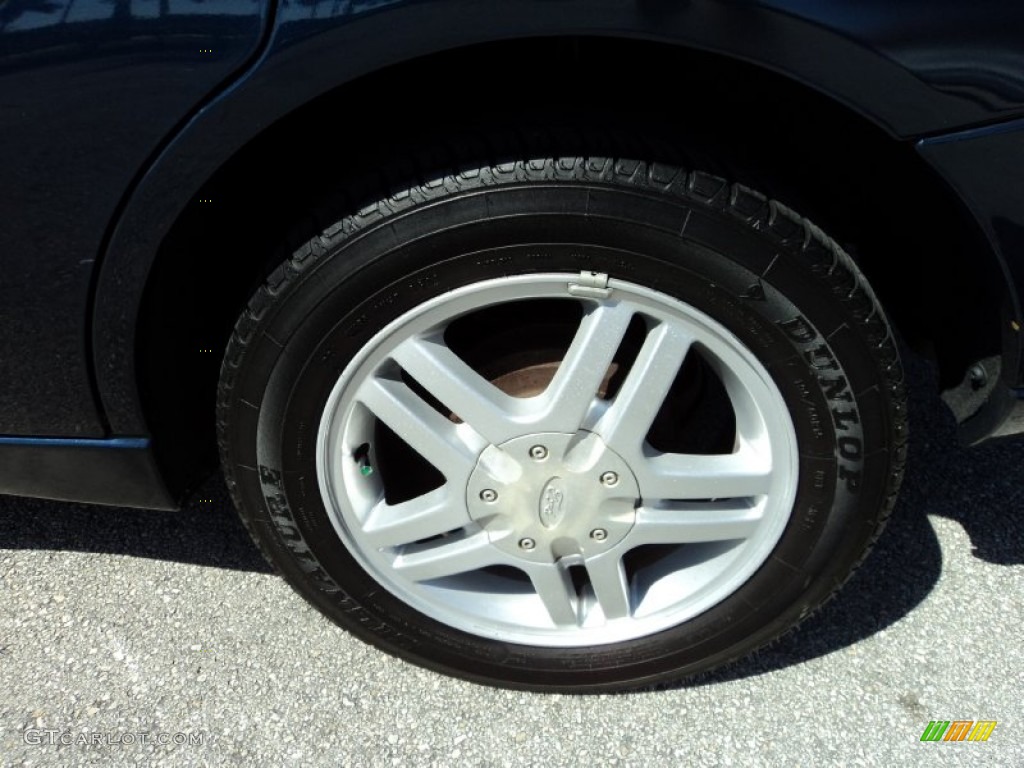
left=3, top=0, right=1023, bottom=690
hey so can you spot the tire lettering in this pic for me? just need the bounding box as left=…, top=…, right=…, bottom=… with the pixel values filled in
left=776, top=314, right=864, bottom=495
left=838, top=436, right=862, bottom=460
left=478, top=255, right=514, bottom=266
left=344, top=316, right=368, bottom=337
left=793, top=376, right=812, bottom=400
left=812, top=469, right=826, bottom=490
left=259, top=464, right=341, bottom=594
left=820, top=375, right=853, bottom=402
left=801, top=504, right=821, bottom=531
left=406, top=273, right=438, bottom=291
left=807, top=404, right=825, bottom=438
left=839, top=464, right=861, bottom=492
left=804, top=346, right=839, bottom=371
left=371, top=292, right=400, bottom=311
left=779, top=316, right=816, bottom=343
left=832, top=407, right=860, bottom=432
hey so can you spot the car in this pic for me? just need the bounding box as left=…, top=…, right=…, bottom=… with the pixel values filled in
left=3, top=0, right=1024, bottom=692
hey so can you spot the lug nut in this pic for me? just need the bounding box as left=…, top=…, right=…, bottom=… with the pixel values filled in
left=480, top=489, right=498, bottom=503
left=600, top=471, right=619, bottom=487
left=529, top=445, right=548, bottom=461
left=518, top=537, right=536, bottom=550
left=590, top=528, right=608, bottom=541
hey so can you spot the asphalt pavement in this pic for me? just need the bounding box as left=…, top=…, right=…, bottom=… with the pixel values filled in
left=1, top=353, right=1021, bottom=767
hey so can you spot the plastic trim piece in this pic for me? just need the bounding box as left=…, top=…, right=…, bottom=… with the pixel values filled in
left=0, top=437, right=177, bottom=510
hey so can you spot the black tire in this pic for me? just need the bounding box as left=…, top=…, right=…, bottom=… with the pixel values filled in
left=217, top=156, right=907, bottom=692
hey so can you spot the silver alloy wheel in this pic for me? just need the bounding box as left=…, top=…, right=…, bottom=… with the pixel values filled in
left=316, top=273, right=798, bottom=646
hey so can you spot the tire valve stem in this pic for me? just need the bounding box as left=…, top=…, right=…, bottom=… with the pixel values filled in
left=353, top=443, right=373, bottom=477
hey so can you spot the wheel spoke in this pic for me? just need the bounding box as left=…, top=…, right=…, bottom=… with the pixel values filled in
left=591, top=322, right=692, bottom=454
left=524, top=563, right=580, bottom=627
left=627, top=502, right=763, bottom=546
left=358, top=375, right=480, bottom=484
left=540, top=302, right=635, bottom=431
left=362, top=488, right=469, bottom=549
left=390, top=532, right=502, bottom=582
left=391, top=333, right=521, bottom=445
left=636, top=451, right=772, bottom=501
left=585, top=552, right=632, bottom=620
left=707, top=351, right=776, bottom=449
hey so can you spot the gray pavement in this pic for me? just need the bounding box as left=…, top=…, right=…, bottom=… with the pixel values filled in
left=1, top=354, right=1022, bottom=767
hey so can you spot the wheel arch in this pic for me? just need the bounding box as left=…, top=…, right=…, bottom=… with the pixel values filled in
left=95, top=33, right=1010, bottom=499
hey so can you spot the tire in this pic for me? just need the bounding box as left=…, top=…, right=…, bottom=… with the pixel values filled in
left=217, top=156, right=907, bottom=692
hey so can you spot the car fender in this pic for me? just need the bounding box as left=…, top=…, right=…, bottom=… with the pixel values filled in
left=93, top=0, right=1024, bottom=432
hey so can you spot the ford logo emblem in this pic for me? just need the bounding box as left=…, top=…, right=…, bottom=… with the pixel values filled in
left=539, top=478, right=566, bottom=529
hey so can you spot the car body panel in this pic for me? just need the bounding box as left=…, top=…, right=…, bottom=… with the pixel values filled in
left=2, top=0, right=1024, bottom=507
left=0, top=0, right=269, bottom=436
left=93, top=0, right=1024, bottom=437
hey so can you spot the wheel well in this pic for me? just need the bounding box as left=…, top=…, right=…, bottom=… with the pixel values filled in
left=138, top=36, right=1002, bottom=498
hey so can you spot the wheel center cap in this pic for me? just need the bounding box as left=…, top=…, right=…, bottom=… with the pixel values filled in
left=467, top=432, right=639, bottom=564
